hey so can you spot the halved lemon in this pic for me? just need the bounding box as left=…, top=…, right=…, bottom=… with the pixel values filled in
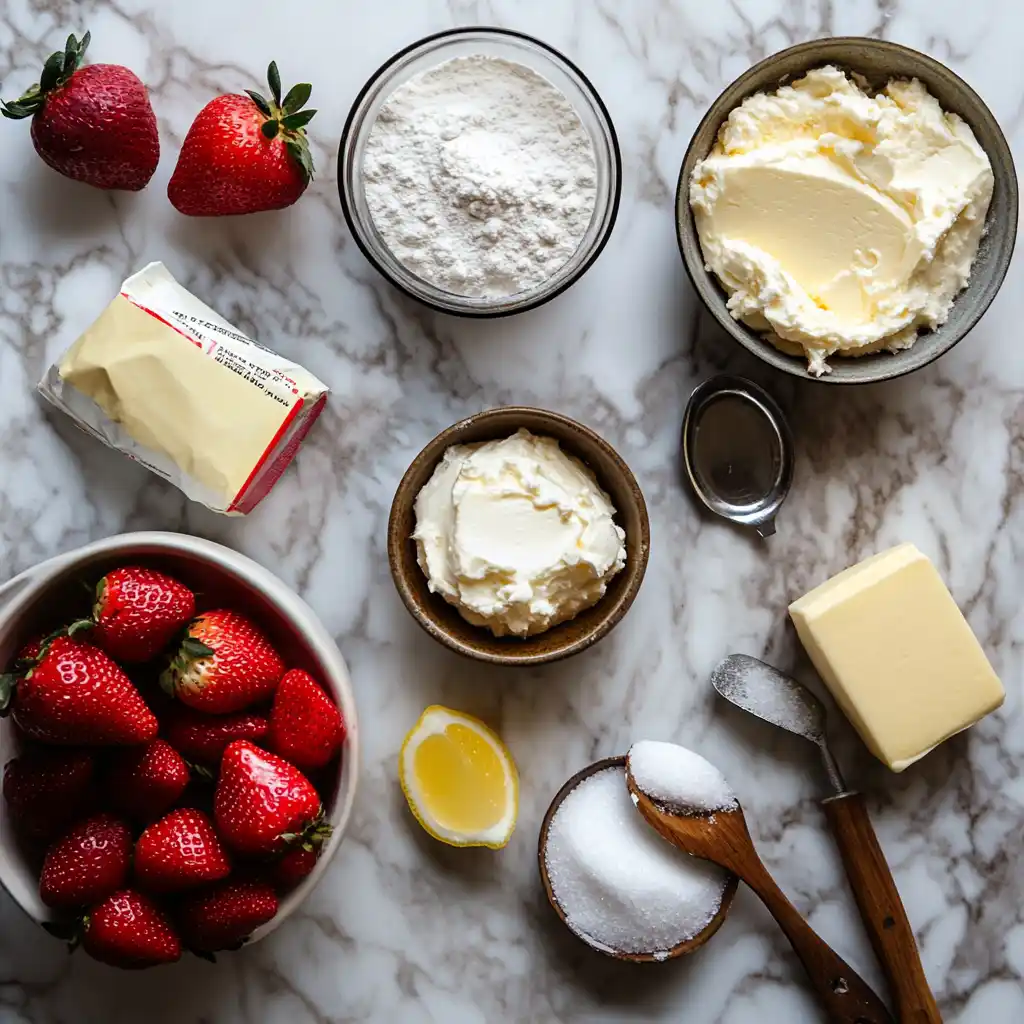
left=399, top=705, right=519, bottom=849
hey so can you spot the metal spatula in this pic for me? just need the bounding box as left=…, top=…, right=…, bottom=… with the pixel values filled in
left=711, top=655, right=942, bottom=1024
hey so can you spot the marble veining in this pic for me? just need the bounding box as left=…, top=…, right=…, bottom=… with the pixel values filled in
left=0, top=0, right=1022, bottom=1021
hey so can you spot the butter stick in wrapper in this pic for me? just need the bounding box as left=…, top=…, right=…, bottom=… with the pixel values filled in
left=38, top=262, right=329, bottom=515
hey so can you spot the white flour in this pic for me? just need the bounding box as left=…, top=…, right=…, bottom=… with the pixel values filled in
left=362, top=55, right=597, bottom=298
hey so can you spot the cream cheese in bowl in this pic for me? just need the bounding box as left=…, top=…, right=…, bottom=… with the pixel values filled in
left=689, top=65, right=994, bottom=376
left=412, top=429, right=626, bottom=637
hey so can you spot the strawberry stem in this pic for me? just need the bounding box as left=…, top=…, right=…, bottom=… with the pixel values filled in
left=1, top=30, right=91, bottom=120
left=245, top=61, right=316, bottom=184
left=1, top=624, right=87, bottom=710
left=187, top=760, right=215, bottom=783
left=160, top=632, right=215, bottom=698
left=245, top=90, right=272, bottom=118
left=181, top=638, right=216, bottom=660
left=281, top=83, right=311, bottom=115
left=267, top=61, right=282, bottom=107
left=280, top=809, right=332, bottom=850
left=0, top=673, right=15, bottom=714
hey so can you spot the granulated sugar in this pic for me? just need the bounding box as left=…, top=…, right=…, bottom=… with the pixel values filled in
left=544, top=767, right=730, bottom=955
left=713, top=655, right=820, bottom=739
left=627, top=740, right=737, bottom=813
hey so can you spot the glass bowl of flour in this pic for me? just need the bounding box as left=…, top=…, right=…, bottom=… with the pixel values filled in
left=339, top=27, right=622, bottom=316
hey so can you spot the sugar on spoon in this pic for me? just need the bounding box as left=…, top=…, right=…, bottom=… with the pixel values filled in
left=625, top=741, right=894, bottom=1024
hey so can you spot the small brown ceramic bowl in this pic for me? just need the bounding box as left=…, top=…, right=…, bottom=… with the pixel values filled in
left=538, top=756, right=739, bottom=961
left=387, top=407, right=649, bottom=665
left=677, top=37, right=1018, bottom=384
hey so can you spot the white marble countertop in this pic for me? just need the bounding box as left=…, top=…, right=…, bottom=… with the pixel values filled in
left=1, top=0, right=1022, bottom=1021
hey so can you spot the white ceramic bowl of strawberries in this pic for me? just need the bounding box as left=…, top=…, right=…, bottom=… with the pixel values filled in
left=0, top=531, right=358, bottom=968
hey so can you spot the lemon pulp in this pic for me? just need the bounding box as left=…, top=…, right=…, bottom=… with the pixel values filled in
left=413, top=724, right=506, bottom=833
left=400, top=705, right=519, bottom=848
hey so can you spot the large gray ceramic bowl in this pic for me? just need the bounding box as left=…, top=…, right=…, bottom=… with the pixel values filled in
left=677, top=37, right=1018, bottom=384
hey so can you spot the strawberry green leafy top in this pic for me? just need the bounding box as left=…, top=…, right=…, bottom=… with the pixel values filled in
left=1, top=31, right=92, bottom=119
left=245, top=60, right=316, bottom=182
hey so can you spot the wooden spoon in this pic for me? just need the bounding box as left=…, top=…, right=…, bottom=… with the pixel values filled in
left=625, top=768, right=894, bottom=1024
left=711, top=654, right=942, bottom=1023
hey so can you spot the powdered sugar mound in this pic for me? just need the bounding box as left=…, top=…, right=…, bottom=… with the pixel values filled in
left=363, top=55, right=597, bottom=298
left=544, top=767, right=729, bottom=955
left=627, top=740, right=737, bottom=813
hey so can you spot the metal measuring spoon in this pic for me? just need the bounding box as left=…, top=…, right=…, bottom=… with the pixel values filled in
left=681, top=376, right=794, bottom=537
left=711, top=655, right=942, bottom=1024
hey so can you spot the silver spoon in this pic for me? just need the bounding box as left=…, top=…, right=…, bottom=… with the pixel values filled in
left=710, top=653, right=843, bottom=788
left=681, top=376, right=793, bottom=537
left=711, top=655, right=942, bottom=1024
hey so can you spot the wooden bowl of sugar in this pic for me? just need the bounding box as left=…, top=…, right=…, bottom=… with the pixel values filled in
left=538, top=755, right=738, bottom=962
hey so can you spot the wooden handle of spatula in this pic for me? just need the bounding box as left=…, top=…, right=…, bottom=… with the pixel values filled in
left=823, top=792, right=943, bottom=1023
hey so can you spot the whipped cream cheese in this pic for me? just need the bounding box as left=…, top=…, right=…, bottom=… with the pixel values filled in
left=690, top=66, right=994, bottom=375
left=413, top=429, right=627, bottom=637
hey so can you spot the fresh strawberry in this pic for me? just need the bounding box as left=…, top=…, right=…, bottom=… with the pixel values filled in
left=178, top=879, right=278, bottom=952
left=1, top=32, right=158, bottom=191
left=268, top=669, right=344, bottom=773
left=2, top=748, right=96, bottom=844
left=215, top=741, right=329, bottom=856
left=163, top=706, right=268, bottom=766
left=83, top=890, right=181, bottom=968
left=0, top=634, right=157, bottom=745
left=161, top=610, right=284, bottom=715
left=15, top=636, right=46, bottom=663
left=134, top=808, right=231, bottom=893
left=272, top=845, right=319, bottom=891
left=104, top=739, right=189, bottom=821
left=39, top=813, right=131, bottom=910
left=90, top=567, right=195, bottom=663
left=168, top=61, right=315, bottom=216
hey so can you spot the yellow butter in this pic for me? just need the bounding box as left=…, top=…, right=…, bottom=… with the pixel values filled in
left=38, top=263, right=329, bottom=514
left=789, top=543, right=1004, bottom=771
left=59, top=297, right=286, bottom=502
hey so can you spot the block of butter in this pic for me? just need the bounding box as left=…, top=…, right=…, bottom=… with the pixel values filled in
left=789, top=543, right=1004, bottom=771
left=39, top=263, right=328, bottom=515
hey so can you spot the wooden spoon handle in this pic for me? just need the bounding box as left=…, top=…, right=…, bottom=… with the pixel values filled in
left=823, top=793, right=943, bottom=1023
left=741, top=857, right=894, bottom=1024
